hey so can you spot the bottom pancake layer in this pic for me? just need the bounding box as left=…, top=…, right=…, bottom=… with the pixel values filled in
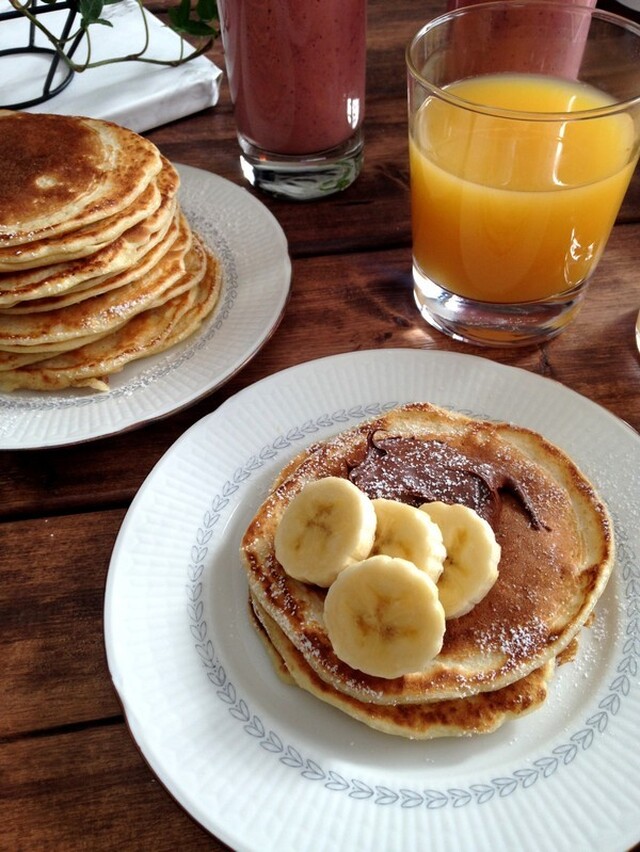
left=250, top=594, right=559, bottom=740
left=0, top=235, right=221, bottom=392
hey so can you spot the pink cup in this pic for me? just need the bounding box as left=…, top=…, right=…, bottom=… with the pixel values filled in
left=218, top=0, right=367, bottom=200
left=446, top=0, right=598, bottom=79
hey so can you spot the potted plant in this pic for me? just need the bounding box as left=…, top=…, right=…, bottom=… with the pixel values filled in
left=0, top=0, right=219, bottom=109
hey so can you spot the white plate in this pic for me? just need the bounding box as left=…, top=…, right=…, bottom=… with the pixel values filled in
left=104, top=349, right=640, bottom=852
left=0, top=165, right=291, bottom=449
left=616, top=0, right=640, bottom=13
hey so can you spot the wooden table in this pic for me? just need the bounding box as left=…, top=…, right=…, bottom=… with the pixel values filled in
left=2, top=1, right=639, bottom=849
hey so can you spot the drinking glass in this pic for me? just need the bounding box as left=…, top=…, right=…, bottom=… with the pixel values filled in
left=217, top=0, right=366, bottom=201
left=407, top=1, right=640, bottom=346
left=448, top=0, right=595, bottom=8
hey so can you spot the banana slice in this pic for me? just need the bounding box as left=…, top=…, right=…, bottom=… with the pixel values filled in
left=324, top=554, right=445, bottom=678
left=371, top=498, right=446, bottom=583
left=420, top=501, right=500, bottom=619
left=274, top=476, right=377, bottom=587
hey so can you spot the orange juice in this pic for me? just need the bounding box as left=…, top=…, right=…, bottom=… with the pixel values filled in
left=409, top=74, right=638, bottom=303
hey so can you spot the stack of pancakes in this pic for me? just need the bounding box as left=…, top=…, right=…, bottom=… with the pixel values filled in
left=0, top=111, right=221, bottom=392
left=241, top=403, right=615, bottom=739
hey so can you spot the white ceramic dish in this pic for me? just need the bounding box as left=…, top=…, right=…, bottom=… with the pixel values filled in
left=616, top=0, right=640, bottom=13
left=104, top=349, right=640, bottom=852
left=0, top=165, right=291, bottom=449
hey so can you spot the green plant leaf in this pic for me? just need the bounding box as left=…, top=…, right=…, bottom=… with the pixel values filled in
left=178, top=19, right=216, bottom=35
left=78, top=0, right=106, bottom=23
left=196, top=0, right=217, bottom=23
left=168, top=0, right=191, bottom=27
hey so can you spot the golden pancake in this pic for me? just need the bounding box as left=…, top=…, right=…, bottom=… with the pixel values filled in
left=241, top=403, right=614, bottom=705
left=0, top=212, right=194, bottom=350
left=250, top=594, right=556, bottom=739
left=144, top=243, right=223, bottom=345
left=0, top=163, right=179, bottom=308
left=0, top=157, right=179, bottom=272
left=0, top=349, right=68, bottom=372
left=0, top=112, right=221, bottom=393
left=0, top=111, right=163, bottom=247
left=250, top=598, right=295, bottom=685
left=3, top=210, right=181, bottom=314
left=0, top=238, right=222, bottom=392
left=0, top=180, right=160, bottom=271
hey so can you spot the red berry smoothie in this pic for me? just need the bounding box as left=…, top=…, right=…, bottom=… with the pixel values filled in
left=218, top=0, right=366, bottom=156
left=446, top=0, right=597, bottom=79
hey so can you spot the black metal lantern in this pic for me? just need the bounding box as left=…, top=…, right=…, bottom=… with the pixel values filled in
left=0, top=0, right=84, bottom=109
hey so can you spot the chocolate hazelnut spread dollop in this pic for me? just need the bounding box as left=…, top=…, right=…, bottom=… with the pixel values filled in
left=348, top=434, right=546, bottom=531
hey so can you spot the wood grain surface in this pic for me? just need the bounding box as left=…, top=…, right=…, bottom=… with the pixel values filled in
left=1, top=1, right=639, bottom=849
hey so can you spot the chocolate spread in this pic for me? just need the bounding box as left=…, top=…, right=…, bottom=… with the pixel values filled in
left=348, top=434, right=546, bottom=531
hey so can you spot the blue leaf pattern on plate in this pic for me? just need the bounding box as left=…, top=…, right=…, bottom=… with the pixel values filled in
left=186, top=405, right=639, bottom=810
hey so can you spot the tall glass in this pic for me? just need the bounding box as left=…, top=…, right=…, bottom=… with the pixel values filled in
left=407, top=2, right=640, bottom=346
left=448, top=0, right=595, bottom=7
left=218, top=0, right=367, bottom=201
left=446, top=0, right=597, bottom=78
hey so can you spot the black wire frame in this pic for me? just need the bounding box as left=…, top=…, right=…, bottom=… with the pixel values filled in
left=0, top=0, right=84, bottom=109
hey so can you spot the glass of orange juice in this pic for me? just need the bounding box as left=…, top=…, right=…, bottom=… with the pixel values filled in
left=407, top=1, right=640, bottom=346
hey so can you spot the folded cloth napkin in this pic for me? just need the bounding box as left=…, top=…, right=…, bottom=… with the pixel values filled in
left=0, top=0, right=223, bottom=132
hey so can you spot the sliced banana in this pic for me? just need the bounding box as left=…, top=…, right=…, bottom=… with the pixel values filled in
left=274, top=476, right=377, bottom=587
left=420, top=501, right=500, bottom=619
left=324, top=554, right=445, bottom=678
left=371, top=498, right=446, bottom=583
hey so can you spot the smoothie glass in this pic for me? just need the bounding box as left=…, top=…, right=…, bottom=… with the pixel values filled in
left=446, top=0, right=597, bottom=78
left=217, top=0, right=367, bottom=200
left=407, top=1, right=640, bottom=346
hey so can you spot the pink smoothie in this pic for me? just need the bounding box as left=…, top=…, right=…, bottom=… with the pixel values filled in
left=218, top=0, right=366, bottom=156
left=448, top=0, right=595, bottom=8
left=446, top=0, right=597, bottom=80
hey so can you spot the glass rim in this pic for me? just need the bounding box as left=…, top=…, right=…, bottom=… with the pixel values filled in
left=406, top=0, right=640, bottom=122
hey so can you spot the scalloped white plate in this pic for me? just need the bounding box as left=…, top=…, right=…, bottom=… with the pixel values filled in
left=104, top=349, right=640, bottom=852
left=0, top=165, right=291, bottom=449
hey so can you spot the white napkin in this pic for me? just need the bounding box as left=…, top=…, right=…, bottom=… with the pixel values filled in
left=0, top=0, right=223, bottom=132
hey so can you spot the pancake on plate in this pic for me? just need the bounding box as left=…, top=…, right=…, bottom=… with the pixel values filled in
left=0, top=175, right=164, bottom=272
left=0, top=212, right=193, bottom=351
left=250, top=594, right=558, bottom=739
left=0, top=112, right=222, bottom=392
left=3, top=210, right=182, bottom=315
left=0, top=239, right=222, bottom=392
left=0, top=110, right=162, bottom=244
left=240, top=402, right=614, bottom=735
left=0, top=166, right=178, bottom=309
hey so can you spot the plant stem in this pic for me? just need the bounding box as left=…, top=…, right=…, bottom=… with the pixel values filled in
left=8, top=0, right=214, bottom=72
